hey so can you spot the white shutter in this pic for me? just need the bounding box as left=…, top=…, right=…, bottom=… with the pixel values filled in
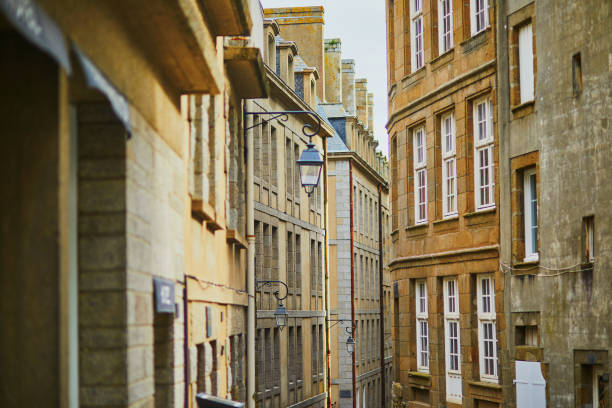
left=519, top=24, right=535, bottom=103
left=515, top=361, right=546, bottom=408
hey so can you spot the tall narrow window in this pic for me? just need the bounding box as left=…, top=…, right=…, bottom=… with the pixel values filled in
left=477, top=275, right=498, bottom=382
left=413, top=127, right=427, bottom=223
left=438, top=0, right=453, bottom=54
left=518, top=23, right=535, bottom=103
left=572, top=52, right=582, bottom=97
left=470, top=0, right=489, bottom=35
left=473, top=99, right=495, bottom=210
left=583, top=216, right=595, bottom=263
left=442, top=114, right=457, bottom=217
left=411, top=0, right=424, bottom=71
left=444, top=278, right=462, bottom=402
left=523, top=168, right=538, bottom=261
left=416, top=280, right=429, bottom=372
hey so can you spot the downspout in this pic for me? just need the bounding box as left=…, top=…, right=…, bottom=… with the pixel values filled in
left=323, top=137, right=331, bottom=408
left=245, top=100, right=256, bottom=408
left=184, top=286, right=189, bottom=407
left=378, top=184, right=385, bottom=408
left=349, top=160, right=356, bottom=408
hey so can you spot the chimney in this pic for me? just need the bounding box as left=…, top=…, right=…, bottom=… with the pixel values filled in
left=342, top=59, right=356, bottom=116
left=324, top=38, right=342, bottom=104
left=264, top=7, right=325, bottom=101
left=367, top=93, right=374, bottom=131
left=355, top=78, right=368, bottom=126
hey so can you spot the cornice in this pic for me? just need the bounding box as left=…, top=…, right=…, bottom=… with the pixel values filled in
left=386, top=60, right=496, bottom=129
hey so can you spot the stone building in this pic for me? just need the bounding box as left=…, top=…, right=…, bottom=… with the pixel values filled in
left=248, top=11, right=334, bottom=408
left=496, top=0, right=611, bottom=406
left=386, top=0, right=503, bottom=406
left=320, top=40, right=393, bottom=408
left=0, top=0, right=267, bottom=407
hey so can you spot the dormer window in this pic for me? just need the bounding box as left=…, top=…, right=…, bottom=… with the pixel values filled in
left=310, top=79, right=316, bottom=107
left=288, top=55, right=294, bottom=88
left=267, top=34, right=275, bottom=67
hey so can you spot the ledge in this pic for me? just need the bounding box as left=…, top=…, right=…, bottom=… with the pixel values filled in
left=226, top=229, right=248, bottom=249
left=192, top=199, right=216, bottom=223
left=461, top=27, right=491, bottom=54
left=430, top=48, right=454, bottom=71
left=224, top=45, right=269, bottom=98
left=402, top=66, right=427, bottom=89
left=515, top=346, right=543, bottom=362
left=408, top=371, right=431, bottom=379
left=511, top=100, right=535, bottom=119
left=406, top=223, right=428, bottom=231
left=464, top=207, right=496, bottom=218
left=197, top=0, right=252, bottom=36
left=468, top=380, right=502, bottom=390
left=433, top=216, right=459, bottom=225
left=512, top=260, right=539, bottom=273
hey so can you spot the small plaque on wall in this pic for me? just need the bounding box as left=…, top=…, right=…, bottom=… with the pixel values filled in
left=339, top=390, right=352, bottom=398
left=154, top=277, right=175, bottom=313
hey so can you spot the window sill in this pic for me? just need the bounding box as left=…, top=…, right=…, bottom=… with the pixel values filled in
left=226, top=229, right=248, bottom=249
left=433, top=215, right=459, bottom=225
left=402, top=66, right=427, bottom=88
left=511, top=100, right=535, bottom=119
left=409, top=371, right=431, bottom=379
left=430, top=48, right=454, bottom=71
left=512, top=260, right=540, bottom=273
left=406, top=223, right=428, bottom=231
left=461, top=27, right=490, bottom=54
left=468, top=379, right=501, bottom=390
left=464, top=207, right=496, bottom=218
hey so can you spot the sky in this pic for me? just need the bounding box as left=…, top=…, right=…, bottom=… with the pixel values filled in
left=261, top=0, right=390, bottom=157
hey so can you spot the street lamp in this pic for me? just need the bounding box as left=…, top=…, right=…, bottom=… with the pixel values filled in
left=273, top=301, right=288, bottom=330
left=345, top=335, right=356, bottom=354
left=329, top=319, right=357, bottom=354
left=297, top=140, right=324, bottom=196
left=255, top=280, right=289, bottom=331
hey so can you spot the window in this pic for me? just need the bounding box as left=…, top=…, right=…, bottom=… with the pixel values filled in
left=583, top=216, right=595, bottom=263
left=416, top=280, right=429, bottom=372
left=470, top=0, right=489, bottom=35
left=518, top=23, right=535, bottom=103
left=444, top=279, right=462, bottom=402
left=413, top=127, right=428, bottom=223
left=267, top=34, right=275, bottom=67
left=473, top=99, right=495, bottom=210
left=442, top=114, right=457, bottom=217
left=438, top=0, right=453, bottom=54
left=477, top=275, right=498, bottom=382
left=572, top=52, right=582, bottom=96
left=523, top=168, right=538, bottom=261
left=411, top=0, right=424, bottom=71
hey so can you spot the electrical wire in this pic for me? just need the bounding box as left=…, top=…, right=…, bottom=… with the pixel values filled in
left=499, top=260, right=595, bottom=277
left=186, top=274, right=254, bottom=298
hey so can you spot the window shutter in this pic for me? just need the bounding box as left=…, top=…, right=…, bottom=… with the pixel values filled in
left=515, top=361, right=546, bottom=408
left=518, top=24, right=535, bottom=103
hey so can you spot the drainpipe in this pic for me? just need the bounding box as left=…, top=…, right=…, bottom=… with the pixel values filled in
left=323, top=137, right=332, bottom=408
left=245, top=100, right=256, bottom=408
left=378, top=184, right=385, bottom=408
left=349, top=160, right=356, bottom=408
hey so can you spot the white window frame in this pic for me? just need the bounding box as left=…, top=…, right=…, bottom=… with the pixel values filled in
left=473, top=98, right=495, bottom=210
left=443, top=278, right=462, bottom=403
left=438, top=0, right=454, bottom=54
left=442, top=114, right=457, bottom=218
left=470, top=0, right=489, bottom=36
left=518, top=23, right=535, bottom=104
left=477, top=275, right=498, bottom=382
left=413, top=127, right=428, bottom=224
left=523, top=168, right=539, bottom=262
left=416, top=280, right=429, bottom=372
left=411, top=0, right=424, bottom=71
